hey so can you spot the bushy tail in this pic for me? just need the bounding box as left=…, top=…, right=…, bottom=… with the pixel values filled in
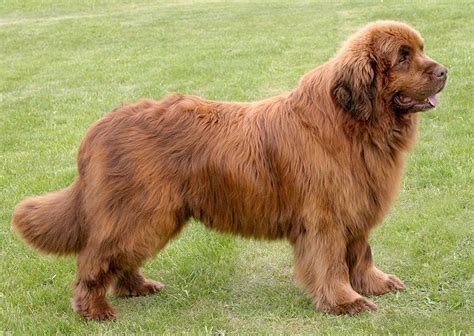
left=12, top=179, right=85, bottom=255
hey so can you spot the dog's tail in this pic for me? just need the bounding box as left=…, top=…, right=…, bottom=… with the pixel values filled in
left=12, top=179, right=85, bottom=255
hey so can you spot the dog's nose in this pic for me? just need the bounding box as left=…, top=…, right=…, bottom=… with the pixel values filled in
left=433, top=65, right=448, bottom=80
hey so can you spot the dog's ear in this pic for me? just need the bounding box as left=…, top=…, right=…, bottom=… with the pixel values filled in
left=332, top=53, right=377, bottom=121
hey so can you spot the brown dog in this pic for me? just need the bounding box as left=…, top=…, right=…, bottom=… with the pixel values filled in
left=12, top=21, right=447, bottom=321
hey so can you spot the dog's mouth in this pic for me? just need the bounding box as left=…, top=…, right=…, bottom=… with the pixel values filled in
left=393, top=94, right=439, bottom=113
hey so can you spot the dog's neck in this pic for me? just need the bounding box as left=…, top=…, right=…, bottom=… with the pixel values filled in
left=286, top=62, right=420, bottom=154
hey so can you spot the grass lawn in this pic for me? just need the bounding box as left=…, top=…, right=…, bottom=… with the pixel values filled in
left=1, top=0, right=473, bottom=334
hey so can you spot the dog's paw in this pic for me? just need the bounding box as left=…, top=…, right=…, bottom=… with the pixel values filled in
left=113, top=278, right=164, bottom=297
left=383, top=274, right=405, bottom=292
left=329, top=296, right=378, bottom=315
left=72, top=299, right=117, bottom=322
left=84, top=307, right=117, bottom=322
left=141, top=279, right=165, bottom=295
left=352, top=268, right=405, bottom=296
left=366, top=274, right=405, bottom=296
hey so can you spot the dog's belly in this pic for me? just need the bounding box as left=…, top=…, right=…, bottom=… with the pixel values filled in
left=184, top=175, right=302, bottom=240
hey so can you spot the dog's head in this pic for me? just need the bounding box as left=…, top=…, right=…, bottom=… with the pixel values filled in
left=332, top=21, right=448, bottom=120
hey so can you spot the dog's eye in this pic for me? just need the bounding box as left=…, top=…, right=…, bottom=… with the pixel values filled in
left=398, top=52, right=409, bottom=64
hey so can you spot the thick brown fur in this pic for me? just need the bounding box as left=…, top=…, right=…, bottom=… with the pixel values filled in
left=12, top=21, right=447, bottom=321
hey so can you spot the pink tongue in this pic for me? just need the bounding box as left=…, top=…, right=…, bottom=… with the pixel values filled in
left=428, top=95, right=439, bottom=107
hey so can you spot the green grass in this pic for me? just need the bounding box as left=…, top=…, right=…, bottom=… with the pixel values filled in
left=1, top=0, right=473, bottom=334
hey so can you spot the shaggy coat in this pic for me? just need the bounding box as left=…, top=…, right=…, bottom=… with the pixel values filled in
left=12, top=21, right=447, bottom=321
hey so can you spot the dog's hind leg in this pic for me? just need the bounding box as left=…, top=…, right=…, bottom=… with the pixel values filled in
left=72, top=247, right=120, bottom=321
left=72, top=184, right=187, bottom=321
left=108, top=211, right=188, bottom=299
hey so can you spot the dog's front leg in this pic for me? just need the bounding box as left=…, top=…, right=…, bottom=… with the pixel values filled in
left=347, top=235, right=405, bottom=296
left=292, top=223, right=377, bottom=315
